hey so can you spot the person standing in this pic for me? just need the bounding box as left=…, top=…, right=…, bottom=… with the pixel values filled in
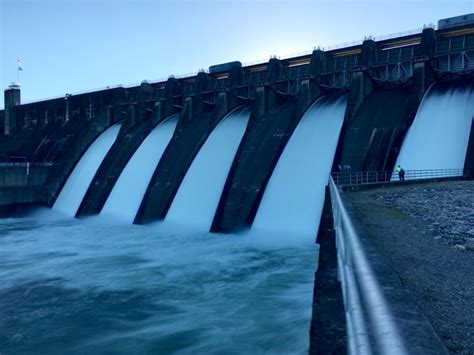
left=395, top=165, right=405, bottom=181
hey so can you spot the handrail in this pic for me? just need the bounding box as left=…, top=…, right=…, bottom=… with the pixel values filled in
left=331, top=168, right=464, bottom=186
left=0, top=162, right=58, bottom=167
left=329, top=176, right=407, bottom=355
left=20, top=85, right=127, bottom=105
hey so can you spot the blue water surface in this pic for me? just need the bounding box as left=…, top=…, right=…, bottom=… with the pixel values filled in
left=0, top=209, right=316, bottom=354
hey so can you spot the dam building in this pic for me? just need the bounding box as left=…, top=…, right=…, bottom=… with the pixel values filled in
left=1, top=16, right=473, bottom=232
left=0, top=14, right=473, bottom=354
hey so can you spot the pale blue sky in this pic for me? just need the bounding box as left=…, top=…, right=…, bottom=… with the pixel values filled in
left=1, top=0, right=473, bottom=109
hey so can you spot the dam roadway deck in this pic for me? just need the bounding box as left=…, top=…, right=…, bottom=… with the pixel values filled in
left=346, top=180, right=474, bottom=354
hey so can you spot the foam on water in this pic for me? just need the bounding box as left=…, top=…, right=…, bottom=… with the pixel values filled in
left=165, top=107, right=250, bottom=231
left=53, top=124, right=122, bottom=217
left=395, top=83, right=474, bottom=175
left=252, top=96, right=347, bottom=243
left=101, top=115, right=178, bottom=223
left=0, top=210, right=316, bottom=354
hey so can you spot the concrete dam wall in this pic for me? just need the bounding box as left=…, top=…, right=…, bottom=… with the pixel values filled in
left=1, top=24, right=474, bottom=234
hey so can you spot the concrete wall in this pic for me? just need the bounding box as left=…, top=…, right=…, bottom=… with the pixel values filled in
left=309, top=187, right=346, bottom=353
left=0, top=187, right=47, bottom=216
left=0, top=165, right=53, bottom=212
left=335, top=86, right=419, bottom=171
left=464, top=119, right=474, bottom=178
left=0, top=165, right=50, bottom=186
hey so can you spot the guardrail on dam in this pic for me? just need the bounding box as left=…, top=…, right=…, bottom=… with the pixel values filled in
left=329, top=176, right=407, bottom=355
left=331, top=168, right=465, bottom=185
left=310, top=177, right=450, bottom=354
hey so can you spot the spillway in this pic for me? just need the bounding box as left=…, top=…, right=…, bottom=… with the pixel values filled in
left=53, top=124, right=122, bottom=217
left=100, top=115, right=179, bottom=223
left=395, top=83, right=474, bottom=176
left=165, top=107, right=250, bottom=230
left=252, top=96, right=347, bottom=242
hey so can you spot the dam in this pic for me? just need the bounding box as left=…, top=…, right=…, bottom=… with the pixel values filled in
left=1, top=14, right=473, bottom=354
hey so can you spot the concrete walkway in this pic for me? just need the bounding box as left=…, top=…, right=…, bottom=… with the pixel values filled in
left=347, top=180, right=474, bottom=354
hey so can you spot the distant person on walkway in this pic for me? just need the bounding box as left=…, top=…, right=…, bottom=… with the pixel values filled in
left=395, top=165, right=405, bottom=181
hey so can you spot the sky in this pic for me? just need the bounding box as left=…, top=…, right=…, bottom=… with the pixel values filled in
left=1, top=0, right=473, bottom=109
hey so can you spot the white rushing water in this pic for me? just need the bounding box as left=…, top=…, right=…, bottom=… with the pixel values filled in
left=0, top=210, right=316, bottom=354
left=53, top=123, right=122, bottom=217
left=165, top=107, right=250, bottom=231
left=101, top=115, right=178, bottom=223
left=252, top=96, right=347, bottom=243
left=396, top=84, right=474, bottom=176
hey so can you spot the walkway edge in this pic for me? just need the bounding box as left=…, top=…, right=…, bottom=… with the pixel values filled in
left=329, top=177, right=448, bottom=354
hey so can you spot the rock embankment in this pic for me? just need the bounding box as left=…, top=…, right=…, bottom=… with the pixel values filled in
left=347, top=180, right=474, bottom=354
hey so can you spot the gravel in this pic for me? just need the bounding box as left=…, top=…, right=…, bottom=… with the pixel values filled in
left=346, top=180, right=474, bottom=354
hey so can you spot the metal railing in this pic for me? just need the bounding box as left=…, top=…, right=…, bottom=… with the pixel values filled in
left=372, top=27, right=426, bottom=42
left=0, top=162, right=58, bottom=167
left=331, top=168, right=464, bottom=186
left=329, top=176, right=407, bottom=355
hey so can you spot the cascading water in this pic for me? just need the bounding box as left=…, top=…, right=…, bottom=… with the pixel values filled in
left=53, top=123, right=122, bottom=217
left=395, top=83, right=474, bottom=177
left=165, top=107, right=250, bottom=230
left=100, top=115, right=178, bottom=223
left=252, top=96, right=347, bottom=243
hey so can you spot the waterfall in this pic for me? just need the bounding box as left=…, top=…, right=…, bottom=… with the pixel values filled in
left=252, top=96, right=347, bottom=242
left=396, top=84, right=474, bottom=177
left=165, top=107, right=250, bottom=230
left=53, top=123, right=122, bottom=217
left=100, top=115, right=179, bottom=223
